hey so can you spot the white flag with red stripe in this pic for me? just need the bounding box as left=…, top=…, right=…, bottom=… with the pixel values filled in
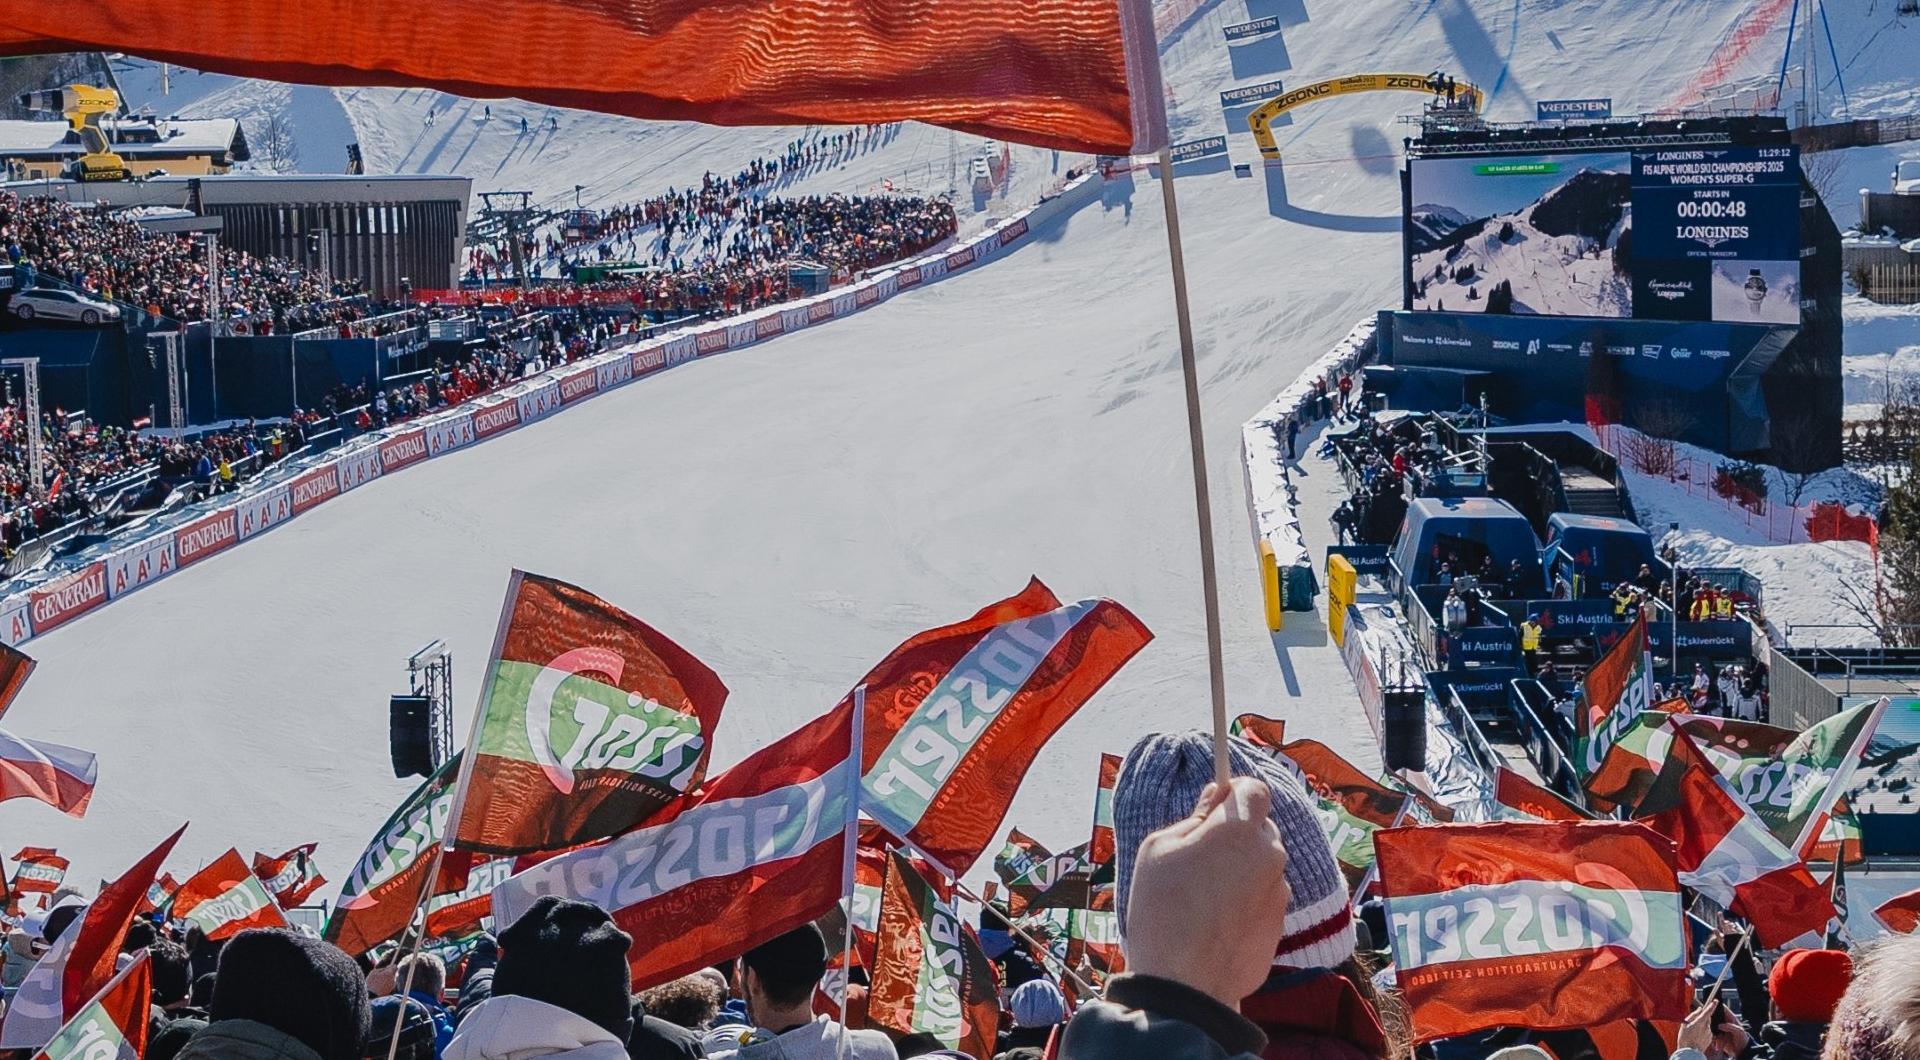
left=0, top=729, right=97, bottom=818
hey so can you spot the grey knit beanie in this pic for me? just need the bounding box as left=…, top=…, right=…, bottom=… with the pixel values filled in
left=1113, top=730, right=1355, bottom=971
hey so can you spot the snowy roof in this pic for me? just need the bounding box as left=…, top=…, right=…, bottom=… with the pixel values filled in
left=0, top=118, right=244, bottom=158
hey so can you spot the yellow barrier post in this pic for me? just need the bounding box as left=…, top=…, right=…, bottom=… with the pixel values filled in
left=1327, top=554, right=1357, bottom=645
left=1260, top=539, right=1283, bottom=632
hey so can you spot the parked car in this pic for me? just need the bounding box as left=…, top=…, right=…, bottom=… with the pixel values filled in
left=10, top=287, right=122, bottom=325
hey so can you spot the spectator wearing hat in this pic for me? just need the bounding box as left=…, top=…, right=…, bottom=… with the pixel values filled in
left=366, top=997, right=439, bottom=1060
left=1755, top=948, right=1853, bottom=1059
left=445, top=897, right=635, bottom=1060
left=997, top=980, right=1066, bottom=1054
left=1068, top=731, right=1396, bottom=1060
left=171, top=928, right=371, bottom=1060
left=704, top=924, right=896, bottom=1060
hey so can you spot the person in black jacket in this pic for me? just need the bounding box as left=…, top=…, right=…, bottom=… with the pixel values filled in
left=1756, top=948, right=1852, bottom=1059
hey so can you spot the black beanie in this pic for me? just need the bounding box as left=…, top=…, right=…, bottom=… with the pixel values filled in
left=363, top=997, right=436, bottom=1060
left=494, top=896, right=634, bottom=1042
left=211, top=929, right=370, bottom=1060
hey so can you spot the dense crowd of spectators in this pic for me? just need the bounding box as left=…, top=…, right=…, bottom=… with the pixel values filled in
left=1, top=190, right=368, bottom=332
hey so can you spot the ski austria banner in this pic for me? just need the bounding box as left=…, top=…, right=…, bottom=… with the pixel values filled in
left=0, top=642, right=32, bottom=721
left=326, top=756, right=462, bottom=957
left=1576, top=611, right=1653, bottom=777
left=1, top=826, right=185, bottom=1049
left=27, top=952, right=150, bottom=1060
left=12, top=848, right=67, bottom=894
left=855, top=579, right=1151, bottom=875
left=253, top=845, right=327, bottom=909
left=492, top=700, right=858, bottom=990
left=1633, top=727, right=1834, bottom=948
left=170, top=850, right=289, bottom=941
left=869, top=851, right=999, bottom=1059
left=1374, top=822, right=1689, bottom=1043
left=0, top=729, right=98, bottom=818
left=0, top=0, right=1170, bottom=156
left=450, top=571, right=729, bottom=856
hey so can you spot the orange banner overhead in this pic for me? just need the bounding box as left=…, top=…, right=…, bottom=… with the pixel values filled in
left=0, top=0, right=1166, bottom=154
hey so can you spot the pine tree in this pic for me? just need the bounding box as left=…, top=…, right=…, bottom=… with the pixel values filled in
left=1881, top=445, right=1920, bottom=646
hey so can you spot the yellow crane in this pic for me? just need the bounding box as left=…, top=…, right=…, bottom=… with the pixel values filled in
left=1247, top=73, right=1484, bottom=161
left=16, top=83, right=131, bottom=182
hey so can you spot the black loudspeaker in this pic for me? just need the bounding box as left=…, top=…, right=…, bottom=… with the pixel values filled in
left=1381, top=689, right=1429, bottom=775
left=390, top=695, right=434, bottom=778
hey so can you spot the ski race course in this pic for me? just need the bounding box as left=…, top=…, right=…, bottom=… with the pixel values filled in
left=7, top=0, right=1920, bottom=887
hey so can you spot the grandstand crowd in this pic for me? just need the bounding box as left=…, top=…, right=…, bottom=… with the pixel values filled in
left=1, top=190, right=369, bottom=332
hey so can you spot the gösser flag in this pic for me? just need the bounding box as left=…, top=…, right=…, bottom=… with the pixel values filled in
left=856, top=579, right=1151, bottom=875
left=325, top=756, right=462, bottom=957
left=2, top=826, right=185, bottom=1050
left=253, top=845, right=327, bottom=909
left=868, top=851, right=999, bottom=1060
left=171, top=850, right=289, bottom=941
left=0, top=0, right=1166, bottom=155
left=492, top=700, right=858, bottom=990
left=28, top=952, right=151, bottom=1060
left=0, top=729, right=98, bottom=818
left=12, top=849, right=67, bottom=894
left=1375, top=822, right=1689, bottom=1044
left=450, top=572, right=729, bottom=856
left=1576, top=611, right=1653, bottom=778
left=1874, top=887, right=1920, bottom=934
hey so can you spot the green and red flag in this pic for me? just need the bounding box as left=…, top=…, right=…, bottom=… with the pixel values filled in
left=869, top=851, right=998, bottom=1059
left=252, top=845, right=327, bottom=910
left=1585, top=705, right=1692, bottom=814
left=1804, top=802, right=1865, bottom=866
left=1230, top=714, right=1287, bottom=750
left=1277, top=739, right=1447, bottom=888
left=1575, top=611, right=1654, bottom=778
left=992, top=829, right=1052, bottom=917
left=1874, top=886, right=1920, bottom=934
left=26, top=951, right=150, bottom=1060
left=1761, top=697, right=1889, bottom=856
left=1090, top=753, right=1120, bottom=871
left=1069, top=904, right=1124, bottom=977
left=1375, top=821, right=1689, bottom=1044
left=450, top=571, right=729, bottom=856
left=172, top=850, right=289, bottom=941
left=325, top=756, right=462, bottom=957
left=425, top=856, right=514, bottom=939
left=1494, top=767, right=1592, bottom=822
left=855, top=579, right=1151, bottom=875
left=1020, top=843, right=1094, bottom=912
left=1, top=826, right=185, bottom=1049
left=11, top=849, right=67, bottom=896
left=1633, top=727, right=1834, bottom=948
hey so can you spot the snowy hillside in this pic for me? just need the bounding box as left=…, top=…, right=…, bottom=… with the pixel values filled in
left=8, top=0, right=1920, bottom=886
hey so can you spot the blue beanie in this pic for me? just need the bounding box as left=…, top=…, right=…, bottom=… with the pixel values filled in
left=1010, top=979, right=1066, bottom=1028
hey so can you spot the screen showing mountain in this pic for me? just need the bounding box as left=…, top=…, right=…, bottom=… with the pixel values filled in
left=1406, top=151, right=1633, bottom=318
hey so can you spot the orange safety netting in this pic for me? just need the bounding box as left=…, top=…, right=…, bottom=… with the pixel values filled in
left=1805, top=501, right=1879, bottom=552
left=0, top=0, right=1165, bottom=155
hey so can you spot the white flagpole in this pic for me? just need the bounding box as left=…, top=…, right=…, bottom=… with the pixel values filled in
left=1155, top=147, right=1231, bottom=790
left=836, top=686, right=864, bottom=1060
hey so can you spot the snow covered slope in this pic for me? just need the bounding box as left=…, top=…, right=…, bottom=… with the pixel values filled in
left=11, top=0, right=1919, bottom=885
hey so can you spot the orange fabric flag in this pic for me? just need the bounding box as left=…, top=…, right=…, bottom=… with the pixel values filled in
left=0, top=0, right=1165, bottom=154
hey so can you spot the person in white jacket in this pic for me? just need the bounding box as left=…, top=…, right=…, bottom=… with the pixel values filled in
left=703, top=925, right=895, bottom=1060
left=444, top=897, right=635, bottom=1060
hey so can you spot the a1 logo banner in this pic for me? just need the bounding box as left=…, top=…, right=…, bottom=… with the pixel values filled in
left=1375, top=821, right=1690, bottom=1044
left=854, top=579, right=1151, bottom=875
left=325, top=755, right=462, bottom=957
left=868, top=851, right=997, bottom=1059
left=450, top=571, right=729, bottom=856
left=491, top=700, right=858, bottom=990
left=1575, top=611, right=1653, bottom=777
left=28, top=952, right=150, bottom=1060
left=252, top=845, right=327, bottom=909
left=172, top=850, right=289, bottom=942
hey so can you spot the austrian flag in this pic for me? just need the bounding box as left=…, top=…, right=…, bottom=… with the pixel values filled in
left=1375, top=822, right=1689, bottom=1044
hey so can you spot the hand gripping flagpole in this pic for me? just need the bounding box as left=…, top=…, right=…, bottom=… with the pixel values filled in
left=1156, top=145, right=1232, bottom=791
left=386, top=570, right=517, bottom=1060
left=836, top=686, right=864, bottom=1060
